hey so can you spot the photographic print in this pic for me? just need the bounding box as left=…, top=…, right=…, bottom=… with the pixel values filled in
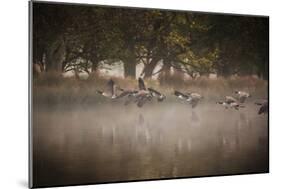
left=29, top=1, right=269, bottom=188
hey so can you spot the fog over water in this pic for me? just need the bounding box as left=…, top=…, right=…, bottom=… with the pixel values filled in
left=33, top=100, right=268, bottom=187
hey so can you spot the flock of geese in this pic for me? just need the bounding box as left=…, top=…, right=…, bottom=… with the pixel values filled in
left=97, top=78, right=268, bottom=115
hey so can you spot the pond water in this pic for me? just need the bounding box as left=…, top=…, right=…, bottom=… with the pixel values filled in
left=32, top=101, right=268, bottom=187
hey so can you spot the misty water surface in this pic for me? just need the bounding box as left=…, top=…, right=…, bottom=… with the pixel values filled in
left=33, top=100, right=268, bottom=187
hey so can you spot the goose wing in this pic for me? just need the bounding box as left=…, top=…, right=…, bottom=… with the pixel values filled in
left=148, top=87, right=161, bottom=96
left=225, top=96, right=237, bottom=104
left=191, top=93, right=202, bottom=99
left=138, top=78, right=146, bottom=90
left=230, top=102, right=239, bottom=110
left=116, top=91, right=131, bottom=99
left=174, top=90, right=190, bottom=99
left=107, top=79, right=116, bottom=97
left=230, top=102, right=245, bottom=110
left=148, top=88, right=166, bottom=102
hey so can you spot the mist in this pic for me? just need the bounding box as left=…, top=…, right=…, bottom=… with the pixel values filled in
left=33, top=96, right=268, bottom=187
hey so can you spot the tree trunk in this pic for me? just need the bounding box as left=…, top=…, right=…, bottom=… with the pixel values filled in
left=45, top=35, right=66, bottom=73
left=217, top=63, right=232, bottom=78
left=143, top=58, right=160, bottom=79
left=91, top=57, right=99, bottom=73
left=159, top=60, right=172, bottom=85
left=123, top=56, right=136, bottom=78
left=123, top=41, right=136, bottom=78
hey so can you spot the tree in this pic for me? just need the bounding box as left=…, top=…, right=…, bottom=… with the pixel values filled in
left=204, top=15, right=269, bottom=78
left=33, top=3, right=75, bottom=72
left=33, top=2, right=269, bottom=80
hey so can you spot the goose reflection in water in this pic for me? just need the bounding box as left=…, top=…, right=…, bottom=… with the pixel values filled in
left=190, top=111, right=201, bottom=128
left=134, top=113, right=151, bottom=145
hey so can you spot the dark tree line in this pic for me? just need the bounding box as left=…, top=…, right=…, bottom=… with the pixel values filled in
left=33, top=2, right=269, bottom=79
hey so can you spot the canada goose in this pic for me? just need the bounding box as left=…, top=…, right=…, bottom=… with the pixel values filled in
left=135, top=77, right=168, bottom=106
left=138, top=77, right=147, bottom=91
left=217, top=96, right=244, bottom=110
left=97, top=79, right=118, bottom=99
left=96, top=79, right=124, bottom=99
left=174, top=90, right=203, bottom=108
left=255, top=100, right=268, bottom=114
left=116, top=78, right=152, bottom=107
left=188, top=93, right=203, bottom=108
left=229, top=102, right=245, bottom=110
left=132, top=78, right=153, bottom=107
left=234, top=91, right=251, bottom=103
left=216, top=101, right=244, bottom=110
left=136, top=78, right=166, bottom=102
left=135, top=93, right=153, bottom=107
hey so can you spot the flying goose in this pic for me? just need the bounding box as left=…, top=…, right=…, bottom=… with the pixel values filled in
left=234, top=90, right=251, bottom=103
left=133, top=78, right=153, bottom=107
left=138, top=77, right=147, bottom=91
left=188, top=93, right=203, bottom=108
left=111, top=78, right=145, bottom=98
left=174, top=90, right=203, bottom=108
left=217, top=96, right=244, bottom=110
left=97, top=79, right=118, bottom=99
left=135, top=92, right=153, bottom=107
left=116, top=78, right=153, bottom=107
left=115, top=89, right=138, bottom=99
left=217, top=101, right=245, bottom=110
left=229, top=102, right=245, bottom=110
left=255, top=100, right=268, bottom=114
left=134, top=78, right=167, bottom=107
left=118, top=78, right=149, bottom=98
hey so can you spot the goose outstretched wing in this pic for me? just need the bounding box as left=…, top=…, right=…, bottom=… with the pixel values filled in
left=138, top=77, right=146, bottom=90
left=225, top=96, right=237, bottom=104
left=148, top=87, right=166, bottom=101
left=107, top=79, right=115, bottom=97
left=116, top=89, right=137, bottom=99
left=174, top=90, right=190, bottom=99
left=148, top=88, right=161, bottom=96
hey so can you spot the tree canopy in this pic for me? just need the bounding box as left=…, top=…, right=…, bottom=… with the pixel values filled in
left=33, top=2, right=269, bottom=79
